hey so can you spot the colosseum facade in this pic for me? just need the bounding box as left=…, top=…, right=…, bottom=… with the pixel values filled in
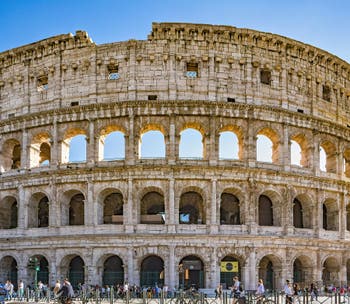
left=0, top=22, right=350, bottom=291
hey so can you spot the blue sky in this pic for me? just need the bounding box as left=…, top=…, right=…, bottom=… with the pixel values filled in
left=0, top=0, right=349, bottom=63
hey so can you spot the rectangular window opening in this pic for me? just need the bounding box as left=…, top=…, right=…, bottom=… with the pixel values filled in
left=71, top=101, right=79, bottom=106
left=322, top=85, right=331, bottom=102
left=260, top=70, right=271, bottom=85
left=37, top=76, right=48, bottom=92
left=148, top=95, right=157, bottom=101
left=186, top=62, right=198, bottom=78
left=107, top=64, right=119, bottom=80
left=297, top=109, right=304, bottom=113
left=227, top=97, right=236, bottom=103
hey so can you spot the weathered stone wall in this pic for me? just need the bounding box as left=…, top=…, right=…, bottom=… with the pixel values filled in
left=0, top=23, right=350, bottom=291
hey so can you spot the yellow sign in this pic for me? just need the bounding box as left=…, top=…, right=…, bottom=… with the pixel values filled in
left=220, top=261, right=238, bottom=272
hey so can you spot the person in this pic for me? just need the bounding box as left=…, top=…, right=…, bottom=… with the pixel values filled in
left=232, top=276, right=241, bottom=303
left=54, top=280, right=61, bottom=296
left=283, top=280, right=293, bottom=304
left=256, top=279, right=265, bottom=304
left=18, top=280, right=24, bottom=301
left=5, top=280, right=14, bottom=300
left=58, top=278, right=74, bottom=304
left=310, top=283, right=318, bottom=302
left=293, top=283, right=301, bottom=304
left=215, top=284, right=223, bottom=299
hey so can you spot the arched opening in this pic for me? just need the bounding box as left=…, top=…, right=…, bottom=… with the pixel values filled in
left=256, top=128, right=279, bottom=163
left=220, top=255, right=241, bottom=289
left=28, top=255, right=49, bottom=285
left=290, top=134, right=309, bottom=167
left=28, top=193, right=49, bottom=228
left=320, top=141, right=337, bottom=173
left=258, top=255, right=281, bottom=290
left=346, top=204, right=350, bottom=231
left=220, top=193, right=240, bottom=225
left=293, top=259, right=304, bottom=284
left=140, top=255, right=164, bottom=287
left=29, top=133, right=51, bottom=168
left=61, top=130, right=87, bottom=164
left=0, top=196, right=18, bottom=229
left=322, top=257, right=339, bottom=286
left=293, top=198, right=303, bottom=228
left=347, top=259, right=350, bottom=284
left=179, top=255, right=204, bottom=289
left=101, top=131, right=125, bottom=161
left=0, top=139, right=21, bottom=171
left=291, top=140, right=302, bottom=166
left=140, top=191, right=165, bottom=224
left=69, top=256, right=85, bottom=288
left=69, top=194, right=85, bottom=226
left=179, top=191, right=205, bottom=224
left=179, top=128, right=203, bottom=159
left=103, top=256, right=124, bottom=286
left=344, top=148, right=350, bottom=177
left=0, top=256, right=17, bottom=287
left=323, top=199, right=339, bottom=231
left=139, top=130, right=165, bottom=159
left=103, top=192, right=124, bottom=224
left=219, top=131, right=240, bottom=160
left=38, top=196, right=49, bottom=228
left=258, top=195, right=273, bottom=226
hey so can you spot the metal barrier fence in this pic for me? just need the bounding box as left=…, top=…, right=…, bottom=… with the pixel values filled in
left=6, top=288, right=350, bottom=304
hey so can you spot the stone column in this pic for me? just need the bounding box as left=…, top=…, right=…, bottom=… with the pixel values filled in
left=168, top=115, right=176, bottom=164
left=52, top=119, right=58, bottom=167
left=18, top=184, right=26, bottom=229
left=208, top=118, right=217, bottom=165
left=87, top=119, right=95, bottom=165
left=313, top=132, right=320, bottom=176
left=210, top=248, right=218, bottom=289
left=245, top=249, right=256, bottom=290
left=340, top=193, right=346, bottom=239
left=246, top=118, right=257, bottom=167
left=127, top=248, right=135, bottom=285
left=126, top=113, right=135, bottom=165
left=49, top=180, right=60, bottom=227
left=21, top=129, right=28, bottom=169
left=168, top=178, right=176, bottom=233
left=210, top=179, right=218, bottom=233
left=168, top=245, right=175, bottom=290
left=283, top=124, right=290, bottom=170
left=208, top=50, right=216, bottom=101
left=86, top=179, right=94, bottom=226
left=125, top=178, right=134, bottom=233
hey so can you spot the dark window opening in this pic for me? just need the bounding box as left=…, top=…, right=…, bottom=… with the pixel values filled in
left=322, top=85, right=331, bottom=102
left=37, top=76, right=48, bottom=92
left=148, top=95, right=157, bottom=100
left=227, top=97, right=236, bottom=103
left=260, top=70, right=271, bottom=85
left=107, top=64, right=119, bottom=80
left=186, top=62, right=198, bottom=78
left=297, top=109, right=304, bottom=113
left=71, top=101, right=79, bottom=106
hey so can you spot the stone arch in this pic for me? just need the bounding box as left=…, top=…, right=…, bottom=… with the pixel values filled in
left=140, top=254, right=164, bottom=287
left=290, top=133, right=310, bottom=167
left=179, top=123, right=206, bottom=159
left=219, top=254, right=243, bottom=289
left=29, top=132, right=51, bottom=168
left=28, top=192, right=50, bottom=228
left=60, top=190, right=85, bottom=226
left=256, top=127, right=280, bottom=163
left=293, top=193, right=313, bottom=229
left=346, top=199, right=350, bottom=231
left=140, top=188, right=165, bottom=224
left=322, top=198, right=339, bottom=231
left=1, top=138, right=21, bottom=171
left=98, top=125, right=126, bottom=161
left=218, top=125, right=244, bottom=160
left=258, top=190, right=282, bottom=227
left=139, top=124, right=166, bottom=159
left=97, top=254, right=125, bottom=286
left=0, top=196, right=18, bottom=229
left=97, top=188, right=124, bottom=225
left=291, top=255, right=314, bottom=287
left=59, top=254, right=86, bottom=288
left=28, top=254, right=49, bottom=285
left=220, top=190, right=241, bottom=225
left=322, top=256, right=340, bottom=285
left=343, top=146, right=350, bottom=177
left=0, top=256, right=18, bottom=286
left=179, top=189, right=205, bottom=224
left=179, top=255, right=205, bottom=289
left=320, top=140, right=337, bottom=173
left=61, top=128, right=87, bottom=164
left=257, top=254, right=283, bottom=290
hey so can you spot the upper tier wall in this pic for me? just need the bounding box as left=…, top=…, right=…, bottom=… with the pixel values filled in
left=0, top=22, right=349, bottom=125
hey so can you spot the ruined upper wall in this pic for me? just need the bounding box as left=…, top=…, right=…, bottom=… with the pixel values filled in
left=0, top=22, right=349, bottom=127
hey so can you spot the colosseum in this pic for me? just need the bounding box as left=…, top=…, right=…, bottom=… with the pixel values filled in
left=0, top=21, right=350, bottom=292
